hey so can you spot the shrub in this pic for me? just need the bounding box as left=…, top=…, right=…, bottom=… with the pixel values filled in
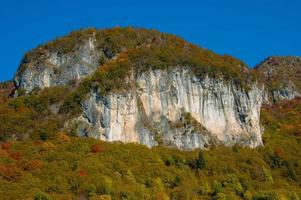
left=39, top=131, right=49, bottom=141
left=287, top=192, right=300, bottom=200
left=199, top=182, right=212, bottom=195
left=91, top=144, right=105, bottom=153
left=34, top=192, right=52, bottom=200
left=89, top=195, right=112, bottom=200
left=195, top=150, right=206, bottom=170
left=213, top=193, right=227, bottom=200
left=21, top=160, right=42, bottom=171
left=253, top=191, right=280, bottom=200
left=57, top=132, right=71, bottom=143
left=283, top=160, right=297, bottom=181
left=96, top=176, right=113, bottom=195
left=212, top=180, right=223, bottom=194
left=0, top=164, right=23, bottom=182
left=1, top=142, right=11, bottom=150
left=262, top=166, right=274, bottom=184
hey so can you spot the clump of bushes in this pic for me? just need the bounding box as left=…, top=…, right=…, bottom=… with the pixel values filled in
left=91, top=144, right=105, bottom=153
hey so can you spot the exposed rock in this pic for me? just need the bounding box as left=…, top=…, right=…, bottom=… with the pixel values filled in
left=271, top=83, right=300, bottom=102
left=75, top=69, right=264, bottom=150
left=255, top=56, right=301, bottom=102
left=14, top=36, right=100, bottom=93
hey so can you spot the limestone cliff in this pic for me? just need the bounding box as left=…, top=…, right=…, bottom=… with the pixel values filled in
left=74, top=69, right=264, bottom=150
left=14, top=36, right=100, bottom=93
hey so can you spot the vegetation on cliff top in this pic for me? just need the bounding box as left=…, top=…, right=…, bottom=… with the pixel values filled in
left=22, top=27, right=255, bottom=116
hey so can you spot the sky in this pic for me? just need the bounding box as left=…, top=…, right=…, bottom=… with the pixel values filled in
left=0, top=0, right=300, bottom=81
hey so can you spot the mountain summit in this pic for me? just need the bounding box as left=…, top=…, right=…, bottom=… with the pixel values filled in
left=11, top=27, right=300, bottom=150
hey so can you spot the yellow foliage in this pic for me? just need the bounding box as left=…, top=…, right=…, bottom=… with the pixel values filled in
left=57, top=132, right=71, bottom=143
left=39, top=141, right=56, bottom=151
left=89, top=195, right=111, bottom=200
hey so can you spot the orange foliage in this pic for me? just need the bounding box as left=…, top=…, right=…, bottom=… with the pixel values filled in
left=39, top=141, right=56, bottom=152
left=0, top=164, right=23, bottom=181
left=21, top=160, right=42, bottom=172
left=1, top=142, right=11, bottom=150
left=57, top=132, right=71, bottom=143
left=91, top=144, right=105, bottom=153
left=9, top=152, right=22, bottom=161
left=274, top=147, right=284, bottom=158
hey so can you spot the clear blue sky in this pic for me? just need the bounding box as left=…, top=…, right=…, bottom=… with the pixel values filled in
left=0, top=0, right=300, bottom=81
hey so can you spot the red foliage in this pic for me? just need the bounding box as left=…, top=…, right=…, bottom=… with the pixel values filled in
left=21, top=160, right=42, bottom=172
left=1, top=142, right=11, bottom=150
left=9, top=152, right=22, bottom=160
left=274, top=147, right=284, bottom=158
left=0, top=82, right=15, bottom=97
left=90, top=144, right=105, bottom=153
left=78, top=169, right=86, bottom=177
left=0, top=164, right=23, bottom=182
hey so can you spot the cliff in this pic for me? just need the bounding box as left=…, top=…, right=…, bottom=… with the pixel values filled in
left=12, top=27, right=300, bottom=150
left=75, top=69, right=264, bottom=150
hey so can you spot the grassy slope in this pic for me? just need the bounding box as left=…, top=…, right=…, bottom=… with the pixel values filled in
left=0, top=98, right=300, bottom=200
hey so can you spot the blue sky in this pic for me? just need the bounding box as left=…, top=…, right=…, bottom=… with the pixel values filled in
left=0, top=0, right=300, bottom=81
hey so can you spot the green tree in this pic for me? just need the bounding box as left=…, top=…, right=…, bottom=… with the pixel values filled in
left=262, top=166, right=274, bottom=184
left=195, top=150, right=206, bottom=170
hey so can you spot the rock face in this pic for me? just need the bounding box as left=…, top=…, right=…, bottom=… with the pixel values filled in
left=14, top=36, right=100, bottom=93
left=76, top=69, right=264, bottom=150
left=271, top=84, right=300, bottom=102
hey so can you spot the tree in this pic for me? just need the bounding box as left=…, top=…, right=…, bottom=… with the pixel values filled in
left=195, top=150, right=206, bottom=170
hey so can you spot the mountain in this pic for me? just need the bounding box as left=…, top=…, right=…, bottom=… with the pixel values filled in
left=10, top=28, right=300, bottom=150
left=12, top=28, right=261, bottom=150
left=255, top=56, right=301, bottom=102
left=1, top=27, right=301, bottom=199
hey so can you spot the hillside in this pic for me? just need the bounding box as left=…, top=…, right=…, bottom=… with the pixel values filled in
left=0, top=27, right=300, bottom=199
left=0, top=98, right=300, bottom=199
left=255, top=56, right=301, bottom=101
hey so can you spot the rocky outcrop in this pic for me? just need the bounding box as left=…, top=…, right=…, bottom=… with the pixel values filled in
left=271, top=83, right=300, bottom=102
left=255, top=56, right=301, bottom=102
left=14, top=36, right=100, bottom=93
left=75, top=68, right=264, bottom=150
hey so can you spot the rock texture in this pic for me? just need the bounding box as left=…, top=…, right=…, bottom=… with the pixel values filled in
left=255, top=56, right=301, bottom=102
left=14, top=36, right=100, bottom=93
left=75, top=69, right=264, bottom=150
